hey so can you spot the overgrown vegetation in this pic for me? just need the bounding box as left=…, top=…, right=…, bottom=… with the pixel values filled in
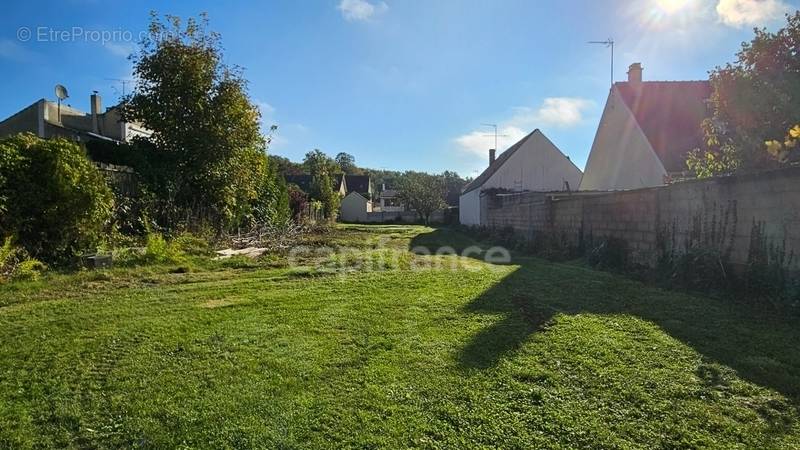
left=0, top=134, right=113, bottom=263
left=121, top=12, right=289, bottom=231
left=687, top=11, right=800, bottom=177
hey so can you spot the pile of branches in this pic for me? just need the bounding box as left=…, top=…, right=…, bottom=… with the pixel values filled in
left=226, top=222, right=308, bottom=252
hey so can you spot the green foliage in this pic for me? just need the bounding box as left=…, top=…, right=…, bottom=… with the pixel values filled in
left=10, top=259, right=46, bottom=282
left=142, top=234, right=185, bottom=264
left=173, top=232, right=213, bottom=256
left=249, top=161, right=291, bottom=227
left=335, top=152, right=359, bottom=174
left=690, top=11, right=800, bottom=177
left=656, top=204, right=737, bottom=294
left=0, top=237, right=47, bottom=282
left=0, top=134, right=114, bottom=263
left=396, top=171, right=447, bottom=224
left=304, top=150, right=340, bottom=220
left=122, top=13, right=285, bottom=230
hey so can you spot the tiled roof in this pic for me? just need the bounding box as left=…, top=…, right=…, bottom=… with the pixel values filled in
left=615, top=81, right=711, bottom=173
left=345, top=175, right=371, bottom=195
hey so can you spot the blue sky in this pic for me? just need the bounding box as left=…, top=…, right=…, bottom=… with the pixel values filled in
left=1, top=0, right=798, bottom=177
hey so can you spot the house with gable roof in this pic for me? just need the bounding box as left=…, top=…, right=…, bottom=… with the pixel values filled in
left=459, top=129, right=582, bottom=226
left=579, top=63, right=711, bottom=191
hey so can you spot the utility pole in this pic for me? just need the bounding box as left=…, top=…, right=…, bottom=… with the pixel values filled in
left=588, top=39, right=615, bottom=86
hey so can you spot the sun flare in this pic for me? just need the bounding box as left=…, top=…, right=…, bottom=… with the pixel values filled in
left=656, top=0, right=691, bottom=14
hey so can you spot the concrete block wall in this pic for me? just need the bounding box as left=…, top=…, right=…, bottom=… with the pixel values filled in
left=361, top=210, right=445, bottom=224
left=483, top=166, right=800, bottom=268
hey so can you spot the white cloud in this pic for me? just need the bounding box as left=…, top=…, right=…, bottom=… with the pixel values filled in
left=716, top=0, right=791, bottom=27
left=103, top=42, right=135, bottom=58
left=453, top=97, right=593, bottom=158
left=454, top=126, right=528, bottom=158
left=511, top=97, right=594, bottom=128
left=256, top=100, right=276, bottom=119
left=338, top=0, right=388, bottom=22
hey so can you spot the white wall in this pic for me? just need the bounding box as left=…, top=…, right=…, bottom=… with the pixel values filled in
left=459, top=130, right=582, bottom=226
left=481, top=131, right=583, bottom=193
left=459, top=189, right=481, bottom=226
left=339, top=192, right=369, bottom=222
left=579, top=88, right=667, bottom=191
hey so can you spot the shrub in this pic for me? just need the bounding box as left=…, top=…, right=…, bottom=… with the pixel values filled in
left=174, top=232, right=213, bottom=256
left=11, top=259, right=46, bottom=282
left=143, top=234, right=184, bottom=264
left=0, top=134, right=114, bottom=263
left=0, top=237, right=47, bottom=282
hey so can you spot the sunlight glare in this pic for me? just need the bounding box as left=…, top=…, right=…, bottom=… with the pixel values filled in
left=656, top=0, right=690, bottom=14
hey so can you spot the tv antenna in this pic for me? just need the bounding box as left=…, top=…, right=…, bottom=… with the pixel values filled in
left=105, top=78, right=134, bottom=97
left=588, top=38, right=615, bottom=86
left=54, top=84, right=69, bottom=122
left=481, top=123, right=508, bottom=152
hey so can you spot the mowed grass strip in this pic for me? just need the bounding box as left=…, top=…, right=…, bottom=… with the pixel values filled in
left=0, top=225, right=798, bottom=448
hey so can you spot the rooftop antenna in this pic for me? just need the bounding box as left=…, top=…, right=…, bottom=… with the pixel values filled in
left=481, top=123, right=508, bottom=152
left=54, top=84, right=69, bottom=123
left=588, top=38, right=615, bottom=86
left=105, top=78, right=134, bottom=98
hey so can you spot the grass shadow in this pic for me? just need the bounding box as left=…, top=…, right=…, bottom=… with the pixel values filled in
left=411, top=228, right=800, bottom=406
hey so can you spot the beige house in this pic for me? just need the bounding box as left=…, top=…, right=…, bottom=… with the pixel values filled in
left=459, top=129, right=582, bottom=226
left=0, top=93, right=151, bottom=143
left=579, top=63, right=711, bottom=191
left=339, top=191, right=373, bottom=222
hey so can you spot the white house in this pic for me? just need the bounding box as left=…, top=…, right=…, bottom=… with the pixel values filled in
left=459, top=129, right=582, bottom=226
left=339, top=191, right=372, bottom=222
left=579, top=63, right=711, bottom=191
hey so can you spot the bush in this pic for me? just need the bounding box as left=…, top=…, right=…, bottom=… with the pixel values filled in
left=174, top=232, right=213, bottom=256
left=11, top=259, right=46, bottom=282
left=143, top=234, right=184, bottom=264
left=0, top=237, right=47, bottom=282
left=0, top=134, right=114, bottom=263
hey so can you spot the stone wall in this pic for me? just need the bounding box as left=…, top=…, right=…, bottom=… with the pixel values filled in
left=483, top=167, right=800, bottom=267
left=358, top=210, right=445, bottom=224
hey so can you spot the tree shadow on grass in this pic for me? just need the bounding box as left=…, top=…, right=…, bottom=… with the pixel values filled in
left=410, top=227, right=800, bottom=406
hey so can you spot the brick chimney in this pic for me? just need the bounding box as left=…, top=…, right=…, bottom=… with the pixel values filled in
left=489, top=148, right=496, bottom=166
left=90, top=91, right=101, bottom=133
left=627, top=63, right=643, bottom=85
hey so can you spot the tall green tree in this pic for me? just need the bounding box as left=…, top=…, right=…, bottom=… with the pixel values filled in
left=335, top=152, right=359, bottom=174
left=396, top=172, right=447, bottom=225
left=687, top=12, right=800, bottom=177
left=303, top=150, right=340, bottom=220
left=122, top=13, right=283, bottom=229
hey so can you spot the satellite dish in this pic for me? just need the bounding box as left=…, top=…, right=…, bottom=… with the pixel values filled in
left=54, top=84, right=69, bottom=123
left=55, top=84, right=69, bottom=100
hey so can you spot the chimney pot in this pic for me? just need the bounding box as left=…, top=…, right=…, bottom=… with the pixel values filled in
left=489, top=148, right=496, bottom=166
left=90, top=92, right=102, bottom=134
left=627, top=63, right=643, bottom=85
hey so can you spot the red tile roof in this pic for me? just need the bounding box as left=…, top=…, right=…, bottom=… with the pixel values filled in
left=615, top=81, right=711, bottom=173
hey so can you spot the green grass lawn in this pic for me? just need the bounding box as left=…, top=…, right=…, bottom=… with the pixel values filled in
left=1, top=225, right=799, bottom=448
